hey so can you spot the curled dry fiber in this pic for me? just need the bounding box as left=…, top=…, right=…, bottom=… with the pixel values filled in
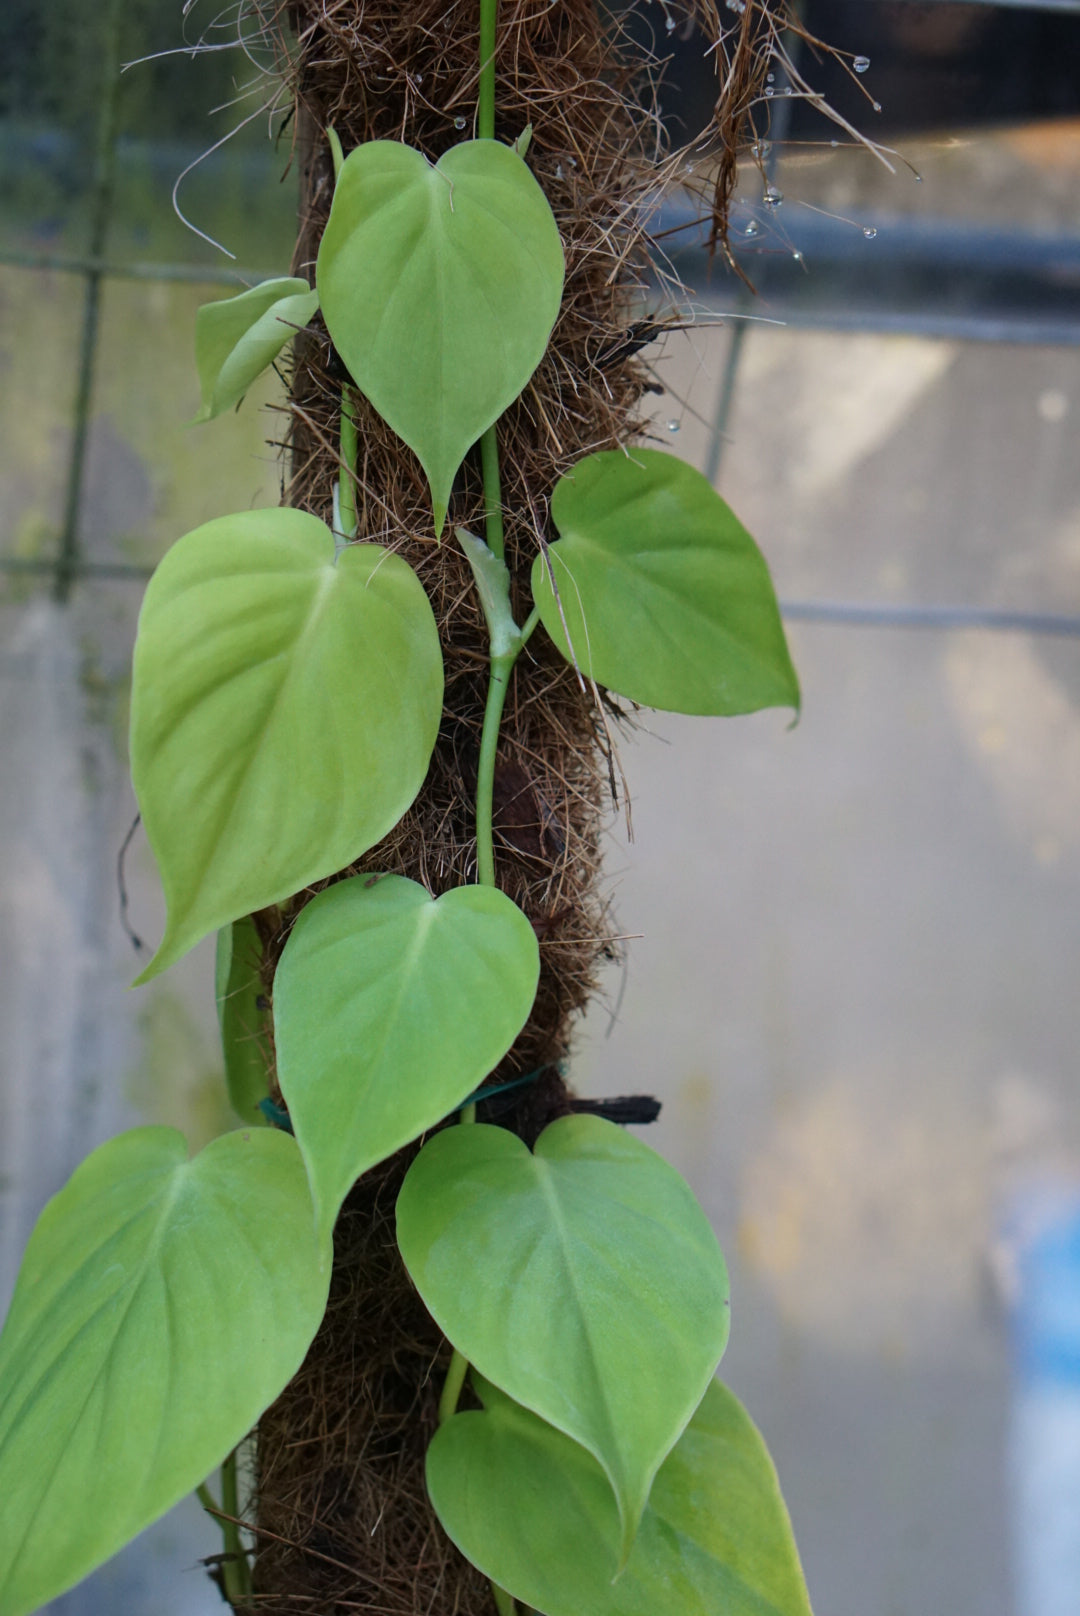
left=249, top=2, right=780, bottom=1610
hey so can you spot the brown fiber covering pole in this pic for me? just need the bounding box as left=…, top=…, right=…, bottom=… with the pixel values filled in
left=249, top=2, right=789, bottom=1609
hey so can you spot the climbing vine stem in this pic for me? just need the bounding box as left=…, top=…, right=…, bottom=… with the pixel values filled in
left=437, top=0, right=514, bottom=1452
left=475, top=649, right=514, bottom=889
left=478, top=0, right=498, bottom=142
left=477, top=0, right=503, bottom=565
left=326, top=128, right=358, bottom=546
left=220, top=1448, right=253, bottom=1605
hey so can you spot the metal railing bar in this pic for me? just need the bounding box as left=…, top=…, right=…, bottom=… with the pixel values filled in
left=4, top=556, right=1078, bottom=637
left=0, top=247, right=277, bottom=289
left=1, top=558, right=153, bottom=581
left=779, top=600, right=1080, bottom=636
left=52, top=0, right=126, bottom=606
left=663, top=200, right=1080, bottom=273
left=697, top=305, right=1080, bottom=347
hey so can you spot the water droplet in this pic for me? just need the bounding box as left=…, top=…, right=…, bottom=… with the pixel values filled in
left=415, top=74, right=423, bottom=84
left=763, top=186, right=783, bottom=208
left=766, top=72, right=775, bottom=83
left=568, top=156, right=577, bottom=168
left=764, top=85, right=775, bottom=97
left=862, top=226, right=877, bottom=239
left=871, top=100, right=882, bottom=113
left=743, top=219, right=761, bottom=238
left=830, top=139, right=840, bottom=148
left=555, top=163, right=564, bottom=180
left=454, top=116, right=467, bottom=130
left=1037, top=388, right=1069, bottom=424
left=667, top=419, right=680, bottom=433
left=685, top=161, right=695, bottom=174
left=666, top=14, right=676, bottom=30
left=792, top=249, right=803, bottom=262
left=726, top=0, right=747, bottom=11
left=853, top=55, right=870, bottom=73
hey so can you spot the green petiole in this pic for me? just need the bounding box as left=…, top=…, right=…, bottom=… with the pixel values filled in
left=438, top=1348, right=470, bottom=1426
left=197, top=1450, right=252, bottom=1607
left=336, top=387, right=359, bottom=541
left=220, top=1448, right=253, bottom=1605
left=492, top=1585, right=518, bottom=1616
left=327, top=127, right=358, bottom=546
left=478, top=0, right=498, bottom=144
left=480, top=425, right=504, bottom=562
left=475, top=648, right=516, bottom=889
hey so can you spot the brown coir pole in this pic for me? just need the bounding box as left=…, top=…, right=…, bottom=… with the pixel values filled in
left=251, top=2, right=769, bottom=1610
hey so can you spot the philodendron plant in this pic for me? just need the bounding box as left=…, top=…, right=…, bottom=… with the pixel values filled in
left=0, top=6, right=811, bottom=1615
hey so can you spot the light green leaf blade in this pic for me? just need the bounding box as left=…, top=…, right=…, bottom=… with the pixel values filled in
left=428, top=1377, right=813, bottom=1616
left=317, top=139, right=564, bottom=533
left=193, top=277, right=319, bottom=423
left=130, top=508, right=443, bottom=981
left=396, top=1115, right=730, bottom=1555
left=275, top=874, right=540, bottom=1236
left=215, top=916, right=270, bottom=1125
left=0, top=1126, right=330, bottom=1616
left=531, top=448, right=799, bottom=716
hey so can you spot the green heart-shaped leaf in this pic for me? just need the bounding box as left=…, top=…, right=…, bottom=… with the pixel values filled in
left=275, top=875, right=540, bottom=1235
left=428, top=1377, right=813, bottom=1616
left=317, top=139, right=564, bottom=534
left=396, top=1116, right=730, bottom=1555
left=0, top=1126, right=329, bottom=1616
left=130, top=508, right=443, bottom=981
left=531, top=448, right=799, bottom=715
left=215, top=916, right=270, bottom=1125
left=193, top=276, right=319, bottom=423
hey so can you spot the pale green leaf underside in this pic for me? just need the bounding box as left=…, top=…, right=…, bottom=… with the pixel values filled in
left=531, top=448, right=800, bottom=716
left=275, top=874, right=540, bottom=1236
left=317, top=139, right=564, bottom=533
left=428, top=1377, right=813, bottom=1616
left=193, top=276, right=319, bottom=423
left=0, top=1127, right=329, bottom=1616
left=396, top=1116, right=730, bottom=1554
left=130, top=508, right=443, bottom=980
left=215, top=916, right=270, bottom=1125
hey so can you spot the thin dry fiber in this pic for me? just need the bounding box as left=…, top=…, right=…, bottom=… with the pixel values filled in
left=241, top=2, right=796, bottom=1611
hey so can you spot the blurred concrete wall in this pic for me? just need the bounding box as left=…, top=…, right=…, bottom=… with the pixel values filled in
left=2, top=122, right=1080, bottom=1616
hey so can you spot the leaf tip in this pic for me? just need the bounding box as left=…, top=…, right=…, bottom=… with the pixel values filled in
left=611, top=1506, right=641, bottom=1580
left=783, top=670, right=803, bottom=727
left=130, top=955, right=164, bottom=989
left=310, top=1179, right=341, bottom=1251
left=130, top=924, right=188, bottom=987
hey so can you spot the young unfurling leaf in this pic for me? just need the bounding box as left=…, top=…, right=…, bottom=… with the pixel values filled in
left=193, top=276, right=318, bottom=423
